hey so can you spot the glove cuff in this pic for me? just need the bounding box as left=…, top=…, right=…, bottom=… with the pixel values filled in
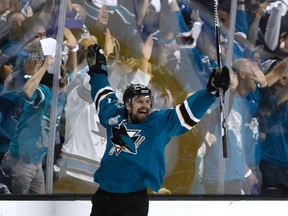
left=88, top=64, right=108, bottom=77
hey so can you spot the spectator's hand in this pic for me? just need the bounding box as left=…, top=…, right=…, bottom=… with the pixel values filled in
left=72, top=3, right=86, bottom=19
left=43, top=55, right=54, bottom=67
left=249, top=61, right=267, bottom=87
left=104, top=28, right=116, bottom=58
left=257, top=1, right=269, bottom=17
left=63, top=28, right=77, bottom=51
left=247, top=172, right=259, bottom=186
left=117, top=57, right=137, bottom=71
left=161, top=87, right=174, bottom=108
left=140, top=34, right=153, bottom=61
left=190, top=10, right=202, bottom=23
left=123, top=57, right=137, bottom=69
left=207, top=66, right=230, bottom=97
left=87, top=44, right=108, bottom=76
left=22, top=5, right=33, bottom=17
left=24, top=53, right=44, bottom=76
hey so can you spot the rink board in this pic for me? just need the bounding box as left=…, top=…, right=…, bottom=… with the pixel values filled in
left=0, top=197, right=287, bottom=216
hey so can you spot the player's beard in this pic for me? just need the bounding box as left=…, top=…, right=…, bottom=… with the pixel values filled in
left=130, top=108, right=150, bottom=124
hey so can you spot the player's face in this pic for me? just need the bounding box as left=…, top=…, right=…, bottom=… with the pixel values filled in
left=129, top=96, right=152, bottom=123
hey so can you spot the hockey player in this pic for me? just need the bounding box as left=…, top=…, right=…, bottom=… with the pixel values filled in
left=86, top=44, right=230, bottom=216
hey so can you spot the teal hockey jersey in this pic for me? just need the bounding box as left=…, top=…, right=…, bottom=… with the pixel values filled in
left=89, top=73, right=216, bottom=193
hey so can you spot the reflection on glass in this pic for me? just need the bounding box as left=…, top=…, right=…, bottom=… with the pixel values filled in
left=0, top=0, right=287, bottom=197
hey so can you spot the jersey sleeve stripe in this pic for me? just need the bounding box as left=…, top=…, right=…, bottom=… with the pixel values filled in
left=94, top=86, right=114, bottom=112
left=176, top=100, right=200, bottom=130
left=24, top=88, right=45, bottom=108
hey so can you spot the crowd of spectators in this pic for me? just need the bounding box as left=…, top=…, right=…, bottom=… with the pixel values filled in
left=0, top=0, right=287, bottom=195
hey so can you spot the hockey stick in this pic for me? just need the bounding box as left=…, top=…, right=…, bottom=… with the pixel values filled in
left=213, top=0, right=227, bottom=158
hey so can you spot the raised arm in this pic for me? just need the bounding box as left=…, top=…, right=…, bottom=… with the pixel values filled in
left=276, top=84, right=288, bottom=106
left=247, top=1, right=268, bottom=45
left=264, top=2, right=282, bottom=51
left=23, top=56, right=53, bottom=98
left=63, top=28, right=78, bottom=76
left=265, top=57, right=288, bottom=86
left=138, top=34, right=153, bottom=73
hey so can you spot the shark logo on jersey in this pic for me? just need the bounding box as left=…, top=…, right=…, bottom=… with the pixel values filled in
left=109, top=121, right=145, bottom=155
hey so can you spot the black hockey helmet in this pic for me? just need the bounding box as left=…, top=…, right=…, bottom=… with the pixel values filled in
left=123, top=83, right=152, bottom=106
